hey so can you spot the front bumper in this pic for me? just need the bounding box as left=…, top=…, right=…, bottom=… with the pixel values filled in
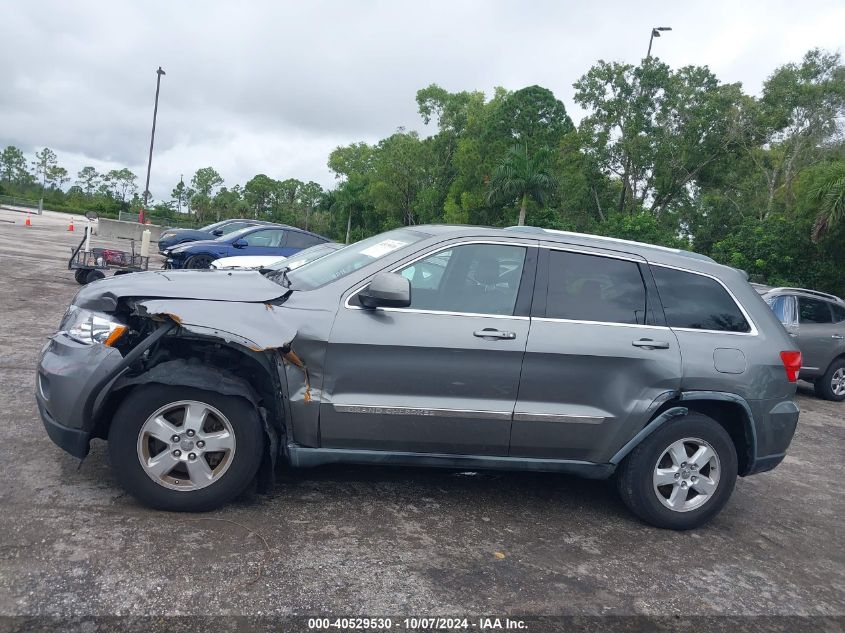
left=36, top=334, right=124, bottom=458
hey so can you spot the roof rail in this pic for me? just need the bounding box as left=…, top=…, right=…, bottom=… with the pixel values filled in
left=505, top=226, right=717, bottom=263
left=769, top=287, right=844, bottom=303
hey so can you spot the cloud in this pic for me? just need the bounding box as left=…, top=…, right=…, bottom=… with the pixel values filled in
left=1, top=0, right=842, bottom=201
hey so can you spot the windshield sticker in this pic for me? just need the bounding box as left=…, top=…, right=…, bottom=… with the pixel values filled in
left=359, top=239, right=408, bottom=258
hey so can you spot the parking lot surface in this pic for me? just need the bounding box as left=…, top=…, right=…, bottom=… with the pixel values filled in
left=0, top=208, right=843, bottom=620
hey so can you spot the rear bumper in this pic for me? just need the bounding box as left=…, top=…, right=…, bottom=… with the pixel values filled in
left=746, top=398, right=800, bottom=476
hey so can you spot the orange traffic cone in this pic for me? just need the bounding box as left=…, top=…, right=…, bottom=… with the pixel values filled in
left=25, top=212, right=31, bottom=226
left=68, top=218, right=74, bottom=231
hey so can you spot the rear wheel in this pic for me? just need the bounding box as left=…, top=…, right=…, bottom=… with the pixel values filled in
left=185, top=254, right=214, bottom=269
left=73, top=269, right=89, bottom=285
left=815, top=359, right=845, bottom=402
left=108, top=384, right=264, bottom=511
left=616, top=412, right=738, bottom=530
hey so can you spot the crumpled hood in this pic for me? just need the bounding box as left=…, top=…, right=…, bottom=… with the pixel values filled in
left=73, top=269, right=287, bottom=311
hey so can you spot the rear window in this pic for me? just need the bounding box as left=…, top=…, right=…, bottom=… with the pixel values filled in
left=652, top=266, right=750, bottom=333
left=832, top=303, right=845, bottom=323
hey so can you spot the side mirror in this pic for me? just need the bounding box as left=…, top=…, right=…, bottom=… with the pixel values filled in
left=359, top=272, right=411, bottom=309
left=212, top=229, right=224, bottom=236
left=233, top=239, right=247, bottom=249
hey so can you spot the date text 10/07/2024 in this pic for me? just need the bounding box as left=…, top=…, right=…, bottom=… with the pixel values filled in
left=307, top=617, right=528, bottom=630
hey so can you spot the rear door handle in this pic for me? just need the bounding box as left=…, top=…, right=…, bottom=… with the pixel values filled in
left=632, top=338, right=670, bottom=349
left=833, top=335, right=844, bottom=340
left=473, top=329, right=516, bottom=340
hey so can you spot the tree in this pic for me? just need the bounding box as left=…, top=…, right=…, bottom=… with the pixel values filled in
left=498, top=85, right=575, bottom=153
left=0, top=146, right=30, bottom=185
left=574, top=59, right=749, bottom=216
left=243, top=174, right=278, bottom=218
left=32, top=147, right=57, bottom=189
left=487, top=145, right=556, bottom=226
left=76, top=166, right=100, bottom=196
left=46, top=165, right=69, bottom=189
left=190, top=167, right=224, bottom=221
left=750, top=49, right=845, bottom=215
left=106, top=168, right=138, bottom=203
left=171, top=178, right=188, bottom=214
left=809, top=163, right=845, bottom=241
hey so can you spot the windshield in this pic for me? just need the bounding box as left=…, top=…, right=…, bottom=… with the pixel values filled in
left=201, top=219, right=229, bottom=232
left=287, top=228, right=429, bottom=290
left=265, top=243, right=341, bottom=271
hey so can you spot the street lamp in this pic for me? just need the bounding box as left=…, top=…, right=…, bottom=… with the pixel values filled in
left=647, top=26, right=672, bottom=59
left=142, top=66, right=166, bottom=211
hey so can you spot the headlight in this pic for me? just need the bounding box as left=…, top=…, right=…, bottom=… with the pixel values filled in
left=61, top=306, right=127, bottom=346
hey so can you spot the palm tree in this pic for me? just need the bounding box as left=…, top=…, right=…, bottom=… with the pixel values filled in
left=810, top=167, right=845, bottom=242
left=487, top=145, right=556, bottom=226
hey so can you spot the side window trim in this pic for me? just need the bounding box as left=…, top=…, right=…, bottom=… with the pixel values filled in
left=344, top=240, right=537, bottom=319
left=649, top=263, right=758, bottom=336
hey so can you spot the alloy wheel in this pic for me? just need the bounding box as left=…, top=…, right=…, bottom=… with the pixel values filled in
left=832, top=368, right=845, bottom=397
left=652, top=437, right=721, bottom=513
left=136, top=400, right=236, bottom=491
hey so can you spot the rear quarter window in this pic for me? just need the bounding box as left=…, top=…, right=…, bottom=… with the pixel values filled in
left=651, top=266, right=750, bottom=333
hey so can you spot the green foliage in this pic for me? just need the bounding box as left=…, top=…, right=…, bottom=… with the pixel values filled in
left=1, top=47, right=842, bottom=294
left=487, top=145, right=556, bottom=226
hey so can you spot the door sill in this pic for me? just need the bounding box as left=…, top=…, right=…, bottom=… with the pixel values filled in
left=286, top=445, right=614, bottom=479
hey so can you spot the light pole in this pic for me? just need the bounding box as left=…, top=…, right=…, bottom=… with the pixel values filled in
left=142, top=66, right=166, bottom=211
left=647, top=26, right=672, bottom=59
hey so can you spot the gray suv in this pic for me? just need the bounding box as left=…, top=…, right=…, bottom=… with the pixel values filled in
left=36, top=226, right=801, bottom=530
left=761, top=288, right=845, bottom=401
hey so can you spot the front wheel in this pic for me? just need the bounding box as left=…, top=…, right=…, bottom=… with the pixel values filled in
left=185, top=254, right=214, bottom=269
left=616, top=412, right=738, bottom=530
left=108, top=384, right=265, bottom=511
left=815, top=360, right=845, bottom=402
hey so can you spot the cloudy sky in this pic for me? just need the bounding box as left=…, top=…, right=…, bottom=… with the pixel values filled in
left=1, top=0, right=843, bottom=202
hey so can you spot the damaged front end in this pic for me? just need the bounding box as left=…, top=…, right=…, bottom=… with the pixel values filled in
left=36, top=270, right=329, bottom=466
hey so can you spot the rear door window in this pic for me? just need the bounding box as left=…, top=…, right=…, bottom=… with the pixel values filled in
left=545, top=250, right=650, bottom=325
left=286, top=232, right=324, bottom=249
left=799, top=298, right=833, bottom=324
left=651, top=266, right=750, bottom=333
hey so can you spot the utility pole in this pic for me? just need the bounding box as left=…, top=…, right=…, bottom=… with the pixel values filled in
left=142, top=66, right=166, bottom=210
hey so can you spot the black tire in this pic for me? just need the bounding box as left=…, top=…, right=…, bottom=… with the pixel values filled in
left=108, top=384, right=265, bottom=512
left=185, top=254, right=214, bottom=269
left=73, top=269, right=89, bottom=285
left=815, top=359, right=845, bottom=402
left=85, top=269, right=105, bottom=284
left=616, top=412, right=738, bottom=530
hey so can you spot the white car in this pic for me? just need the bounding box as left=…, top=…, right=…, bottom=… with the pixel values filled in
left=211, top=242, right=343, bottom=270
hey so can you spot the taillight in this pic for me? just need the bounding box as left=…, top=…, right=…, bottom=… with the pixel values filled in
left=780, top=351, right=802, bottom=382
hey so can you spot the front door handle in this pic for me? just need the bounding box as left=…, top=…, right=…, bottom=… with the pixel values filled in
left=833, top=335, right=844, bottom=340
left=632, top=338, right=670, bottom=349
left=473, top=328, right=516, bottom=340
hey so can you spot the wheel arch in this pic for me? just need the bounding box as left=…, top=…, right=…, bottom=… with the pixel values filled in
left=93, top=338, right=286, bottom=489
left=612, top=392, right=757, bottom=476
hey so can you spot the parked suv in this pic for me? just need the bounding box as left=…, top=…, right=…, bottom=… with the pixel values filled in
left=761, top=287, right=845, bottom=401
left=36, top=226, right=801, bottom=529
